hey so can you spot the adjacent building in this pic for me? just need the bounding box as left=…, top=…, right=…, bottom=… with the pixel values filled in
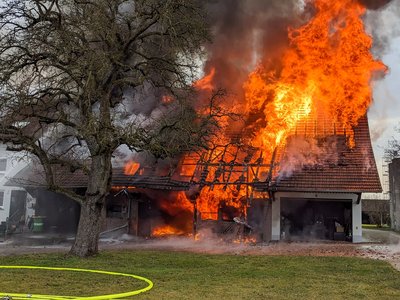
left=0, top=144, right=34, bottom=233
left=389, top=158, right=400, bottom=231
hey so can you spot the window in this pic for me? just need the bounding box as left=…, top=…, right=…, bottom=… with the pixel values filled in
left=0, top=159, right=7, bottom=172
left=0, top=191, right=4, bottom=207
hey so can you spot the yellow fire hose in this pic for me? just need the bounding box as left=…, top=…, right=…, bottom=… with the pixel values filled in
left=0, top=266, right=153, bottom=300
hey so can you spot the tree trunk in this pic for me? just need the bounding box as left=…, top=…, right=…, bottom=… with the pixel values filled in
left=69, top=196, right=106, bottom=257
left=70, top=154, right=112, bottom=257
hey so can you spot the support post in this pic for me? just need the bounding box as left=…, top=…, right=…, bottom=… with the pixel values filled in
left=193, top=201, right=198, bottom=237
left=129, top=198, right=139, bottom=236
left=352, top=200, right=362, bottom=243
left=263, top=199, right=272, bottom=242
left=271, top=196, right=281, bottom=241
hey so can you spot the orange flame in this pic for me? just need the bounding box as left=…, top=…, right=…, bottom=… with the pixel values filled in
left=124, top=161, right=140, bottom=175
left=245, top=0, right=386, bottom=152
left=233, top=236, right=257, bottom=244
left=159, top=192, right=194, bottom=215
left=162, top=95, right=174, bottom=104
left=152, top=225, right=186, bottom=237
left=149, top=0, right=387, bottom=236
left=194, top=68, right=216, bottom=91
left=197, top=183, right=246, bottom=220
left=150, top=192, right=194, bottom=237
left=189, top=0, right=386, bottom=223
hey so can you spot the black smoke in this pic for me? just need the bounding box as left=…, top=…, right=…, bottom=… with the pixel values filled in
left=357, top=0, right=393, bottom=10
left=204, top=0, right=303, bottom=99
left=204, top=0, right=397, bottom=97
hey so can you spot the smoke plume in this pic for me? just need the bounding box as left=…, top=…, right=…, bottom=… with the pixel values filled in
left=204, top=0, right=399, bottom=95
left=278, top=136, right=340, bottom=178
left=364, top=0, right=400, bottom=56
left=204, top=0, right=304, bottom=101
left=358, top=0, right=393, bottom=10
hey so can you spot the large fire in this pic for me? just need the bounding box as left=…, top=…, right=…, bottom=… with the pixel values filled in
left=125, top=0, right=386, bottom=237
left=190, top=0, right=386, bottom=223
left=244, top=0, right=386, bottom=151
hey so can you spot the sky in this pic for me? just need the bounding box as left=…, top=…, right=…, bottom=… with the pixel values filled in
left=367, top=0, right=400, bottom=193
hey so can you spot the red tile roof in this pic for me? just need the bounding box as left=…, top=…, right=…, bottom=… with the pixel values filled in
left=7, top=117, right=381, bottom=194
left=7, top=165, right=190, bottom=191
left=273, top=116, right=382, bottom=193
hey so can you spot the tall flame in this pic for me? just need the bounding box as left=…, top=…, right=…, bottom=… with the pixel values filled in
left=245, top=0, right=386, bottom=151
left=134, top=0, right=387, bottom=235
left=189, top=0, right=386, bottom=221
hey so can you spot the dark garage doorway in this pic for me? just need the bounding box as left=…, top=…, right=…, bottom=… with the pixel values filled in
left=280, top=198, right=352, bottom=241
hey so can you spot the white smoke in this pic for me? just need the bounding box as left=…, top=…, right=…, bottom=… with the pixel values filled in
left=365, top=0, right=400, bottom=57
left=278, top=136, right=339, bottom=178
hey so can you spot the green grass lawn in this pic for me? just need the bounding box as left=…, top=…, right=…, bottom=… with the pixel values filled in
left=0, top=250, right=399, bottom=299
left=362, top=224, right=392, bottom=231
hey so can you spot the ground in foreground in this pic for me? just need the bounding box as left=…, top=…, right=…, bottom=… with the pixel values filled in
left=0, top=250, right=399, bottom=299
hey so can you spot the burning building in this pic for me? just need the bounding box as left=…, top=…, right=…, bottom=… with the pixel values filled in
left=148, top=0, right=384, bottom=242
left=5, top=0, right=387, bottom=243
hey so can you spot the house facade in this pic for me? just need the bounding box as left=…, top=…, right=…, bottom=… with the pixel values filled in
left=268, top=116, right=381, bottom=243
left=0, top=145, right=34, bottom=232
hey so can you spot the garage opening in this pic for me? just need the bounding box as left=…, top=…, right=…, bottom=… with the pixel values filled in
left=280, top=198, right=352, bottom=241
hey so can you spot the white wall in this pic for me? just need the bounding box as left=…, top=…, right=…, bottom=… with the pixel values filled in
left=0, top=144, right=31, bottom=223
left=0, top=189, right=11, bottom=224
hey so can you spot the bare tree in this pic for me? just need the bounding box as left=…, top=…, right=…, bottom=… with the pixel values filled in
left=385, top=125, right=400, bottom=160
left=0, top=0, right=212, bottom=256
